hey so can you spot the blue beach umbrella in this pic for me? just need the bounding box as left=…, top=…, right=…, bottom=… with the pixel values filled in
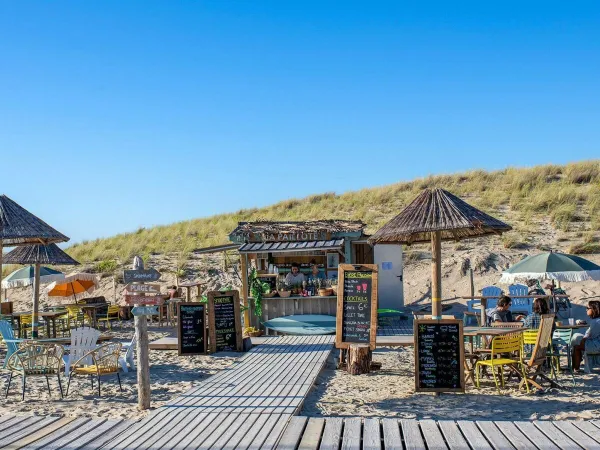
left=1, top=265, right=65, bottom=289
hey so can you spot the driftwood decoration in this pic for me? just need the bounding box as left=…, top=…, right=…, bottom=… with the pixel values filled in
left=347, top=344, right=372, bottom=375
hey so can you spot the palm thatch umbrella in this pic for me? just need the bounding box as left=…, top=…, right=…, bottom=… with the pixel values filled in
left=369, top=188, right=512, bottom=318
left=4, top=244, right=79, bottom=336
left=1, top=195, right=71, bottom=338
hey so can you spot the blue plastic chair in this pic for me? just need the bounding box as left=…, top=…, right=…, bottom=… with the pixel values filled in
left=0, top=320, right=21, bottom=369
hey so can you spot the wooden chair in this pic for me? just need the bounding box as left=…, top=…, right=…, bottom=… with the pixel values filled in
left=63, top=327, right=101, bottom=377
left=97, top=305, right=121, bottom=330
left=519, top=314, right=560, bottom=391
left=476, top=333, right=529, bottom=393
left=5, top=343, right=64, bottom=400
left=66, top=342, right=123, bottom=397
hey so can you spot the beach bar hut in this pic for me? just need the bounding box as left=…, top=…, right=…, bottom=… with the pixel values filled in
left=369, top=188, right=511, bottom=318
left=0, top=195, right=69, bottom=336
left=229, top=220, right=373, bottom=329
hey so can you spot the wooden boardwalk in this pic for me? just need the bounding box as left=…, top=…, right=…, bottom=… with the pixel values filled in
left=278, top=416, right=600, bottom=450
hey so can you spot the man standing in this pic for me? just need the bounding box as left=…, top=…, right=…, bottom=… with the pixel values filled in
left=285, top=262, right=306, bottom=286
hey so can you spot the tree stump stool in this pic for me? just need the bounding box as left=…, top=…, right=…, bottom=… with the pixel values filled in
left=347, top=344, right=372, bottom=375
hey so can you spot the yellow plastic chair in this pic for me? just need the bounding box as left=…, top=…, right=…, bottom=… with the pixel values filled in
left=476, top=333, right=530, bottom=393
left=19, top=315, right=33, bottom=338
left=66, top=306, right=87, bottom=328
left=97, top=306, right=121, bottom=330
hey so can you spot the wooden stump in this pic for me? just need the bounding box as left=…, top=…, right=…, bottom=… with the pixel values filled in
left=347, top=344, right=372, bottom=375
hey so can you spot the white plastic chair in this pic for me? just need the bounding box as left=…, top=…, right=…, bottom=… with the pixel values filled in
left=63, top=327, right=101, bottom=377
left=119, top=335, right=136, bottom=373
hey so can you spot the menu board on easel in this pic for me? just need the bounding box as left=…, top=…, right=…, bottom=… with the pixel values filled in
left=414, top=319, right=465, bottom=393
left=335, top=264, right=378, bottom=350
left=177, top=303, right=207, bottom=355
left=208, top=290, right=243, bottom=353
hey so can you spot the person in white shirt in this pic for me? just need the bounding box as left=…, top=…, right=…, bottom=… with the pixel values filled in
left=284, top=262, right=306, bottom=286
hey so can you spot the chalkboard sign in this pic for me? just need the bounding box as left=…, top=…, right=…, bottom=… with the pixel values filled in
left=414, top=319, right=465, bottom=393
left=336, top=264, right=378, bottom=350
left=208, top=290, right=243, bottom=353
left=177, top=303, right=207, bottom=356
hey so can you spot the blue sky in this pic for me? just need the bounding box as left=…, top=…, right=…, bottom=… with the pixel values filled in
left=1, top=1, right=599, bottom=244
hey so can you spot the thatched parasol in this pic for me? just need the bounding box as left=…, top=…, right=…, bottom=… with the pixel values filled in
left=369, top=188, right=511, bottom=318
left=0, top=195, right=70, bottom=336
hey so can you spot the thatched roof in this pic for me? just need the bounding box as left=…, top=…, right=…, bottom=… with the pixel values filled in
left=0, top=195, right=69, bottom=246
left=230, top=220, right=365, bottom=239
left=3, top=243, right=80, bottom=266
left=369, top=188, right=511, bottom=245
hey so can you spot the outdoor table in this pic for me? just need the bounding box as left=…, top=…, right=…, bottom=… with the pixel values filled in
left=178, top=282, right=202, bottom=301
left=555, top=323, right=587, bottom=330
left=461, top=295, right=569, bottom=327
left=5, top=334, right=113, bottom=347
left=463, top=326, right=525, bottom=384
left=11, top=311, right=68, bottom=338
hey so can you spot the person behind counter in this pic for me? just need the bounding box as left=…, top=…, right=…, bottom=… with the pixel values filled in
left=308, top=264, right=325, bottom=282
left=285, top=262, right=306, bottom=285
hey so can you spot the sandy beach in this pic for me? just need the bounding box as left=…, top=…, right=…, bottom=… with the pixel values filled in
left=0, top=322, right=237, bottom=420
left=302, top=348, right=600, bottom=421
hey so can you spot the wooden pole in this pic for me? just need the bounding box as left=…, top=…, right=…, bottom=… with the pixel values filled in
left=0, top=241, right=3, bottom=302
left=469, top=268, right=474, bottom=299
left=347, top=344, right=372, bottom=375
left=241, top=253, right=250, bottom=328
left=32, top=261, right=41, bottom=338
left=134, top=276, right=151, bottom=410
left=431, top=231, right=442, bottom=319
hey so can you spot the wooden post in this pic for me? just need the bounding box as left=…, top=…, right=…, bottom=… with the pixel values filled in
left=431, top=231, right=442, bottom=319
left=0, top=241, right=3, bottom=302
left=347, top=344, right=372, bottom=375
left=469, top=268, right=474, bottom=299
left=112, top=276, right=117, bottom=303
left=134, top=280, right=151, bottom=410
left=32, top=261, right=41, bottom=338
left=240, top=253, right=250, bottom=327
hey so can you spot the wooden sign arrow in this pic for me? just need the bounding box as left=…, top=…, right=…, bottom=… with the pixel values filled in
left=125, top=284, right=161, bottom=294
left=123, top=268, right=161, bottom=284
left=132, top=306, right=158, bottom=316
left=125, top=295, right=162, bottom=305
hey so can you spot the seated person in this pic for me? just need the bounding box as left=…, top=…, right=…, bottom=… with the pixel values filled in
left=571, top=301, right=600, bottom=371
left=307, top=264, right=325, bottom=283
left=485, top=295, right=514, bottom=325
left=516, top=298, right=549, bottom=329
left=284, top=262, right=306, bottom=285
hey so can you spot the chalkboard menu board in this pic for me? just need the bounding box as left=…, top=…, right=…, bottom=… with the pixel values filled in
left=414, top=319, right=465, bottom=393
left=336, top=264, right=378, bottom=350
left=208, top=290, right=243, bottom=353
left=177, top=303, right=207, bottom=356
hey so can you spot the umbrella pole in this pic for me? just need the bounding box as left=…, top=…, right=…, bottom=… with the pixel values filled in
left=431, top=231, right=442, bottom=319
left=32, top=261, right=41, bottom=338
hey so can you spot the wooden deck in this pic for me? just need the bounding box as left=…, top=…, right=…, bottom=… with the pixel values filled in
left=277, top=416, right=600, bottom=450
left=107, top=335, right=334, bottom=449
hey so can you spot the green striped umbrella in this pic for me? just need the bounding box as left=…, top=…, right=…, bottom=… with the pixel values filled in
left=500, top=251, right=600, bottom=283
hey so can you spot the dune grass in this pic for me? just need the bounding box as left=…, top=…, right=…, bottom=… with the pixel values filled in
left=66, top=160, right=600, bottom=266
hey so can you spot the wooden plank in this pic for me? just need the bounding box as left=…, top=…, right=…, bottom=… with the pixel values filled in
left=319, top=418, right=344, bottom=450
left=382, top=419, right=402, bottom=450
left=419, top=420, right=447, bottom=450
left=30, top=419, right=107, bottom=450
left=456, top=421, right=492, bottom=450
left=3, top=417, right=75, bottom=450
left=513, top=422, right=560, bottom=450
left=298, top=417, right=325, bottom=450
left=0, top=416, right=33, bottom=435
left=438, top=421, right=470, bottom=450
left=183, top=412, right=238, bottom=449
left=341, top=417, right=362, bottom=450
left=20, top=418, right=92, bottom=450
left=57, top=419, right=122, bottom=450
left=260, top=414, right=291, bottom=450
left=552, top=421, right=600, bottom=450
left=0, top=416, right=59, bottom=448
left=0, top=416, right=40, bottom=442
left=274, top=416, right=308, bottom=450
left=210, top=413, right=257, bottom=449
left=363, top=418, right=382, bottom=450
left=80, top=419, right=136, bottom=450
left=572, top=421, right=600, bottom=444
left=476, top=421, right=515, bottom=449
left=401, top=419, right=426, bottom=450
left=219, top=413, right=263, bottom=450
left=534, top=421, right=582, bottom=450
left=169, top=412, right=224, bottom=449
left=493, top=421, right=537, bottom=450
left=243, top=414, right=282, bottom=450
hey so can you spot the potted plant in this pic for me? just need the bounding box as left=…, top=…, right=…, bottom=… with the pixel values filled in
left=277, top=279, right=292, bottom=298
left=249, top=268, right=270, bottom=317
left=318, top=278, right=333, bottom=296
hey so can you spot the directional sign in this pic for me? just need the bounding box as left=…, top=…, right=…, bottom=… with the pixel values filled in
left=125, top=284, right=161, bottom=294
left=123, top=268, right=161, bottom=284
left=125, top=295, right=162, bottom=305
left=132, top=306, right=158, bottom=316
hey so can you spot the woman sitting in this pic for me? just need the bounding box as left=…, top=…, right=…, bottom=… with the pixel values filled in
left=516, top=298, right=550, bottom=329
left=571, top=301, right=600, bottom=372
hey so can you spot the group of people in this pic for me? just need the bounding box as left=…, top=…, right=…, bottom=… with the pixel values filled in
left=485, top=295, right=600, bottom=372
left=283, top=262, right=325, bottom=285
